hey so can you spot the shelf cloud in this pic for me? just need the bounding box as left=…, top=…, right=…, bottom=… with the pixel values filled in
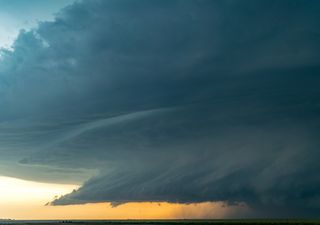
left=1, top=0, right=320, bottom=217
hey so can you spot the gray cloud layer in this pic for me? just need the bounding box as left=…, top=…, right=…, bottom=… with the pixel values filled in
left=1, top=0, right=320, bottom=217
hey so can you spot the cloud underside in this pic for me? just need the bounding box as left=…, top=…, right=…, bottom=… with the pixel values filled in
left=1, top=0, right=320, bottom=217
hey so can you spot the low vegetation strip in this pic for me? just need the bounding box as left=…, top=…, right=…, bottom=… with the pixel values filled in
left=3, top=220, right=320, bottom=225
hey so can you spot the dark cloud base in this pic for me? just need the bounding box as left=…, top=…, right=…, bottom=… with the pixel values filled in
left=0, top=0, right=320, bottom=218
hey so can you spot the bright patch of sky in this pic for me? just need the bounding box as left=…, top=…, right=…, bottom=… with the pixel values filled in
left=0, top=0, right=74, bottom=49
left=0, top=176, right=249, bottom=220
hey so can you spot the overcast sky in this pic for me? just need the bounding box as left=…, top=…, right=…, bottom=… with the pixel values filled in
left=1, top=0, right=320, bottom=219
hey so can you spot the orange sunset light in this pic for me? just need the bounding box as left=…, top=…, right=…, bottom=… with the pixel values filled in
left=0, top=176, right=249, bottom=220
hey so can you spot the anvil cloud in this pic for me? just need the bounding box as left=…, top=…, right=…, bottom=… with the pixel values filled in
left=1, top=0, right=320, bottom=218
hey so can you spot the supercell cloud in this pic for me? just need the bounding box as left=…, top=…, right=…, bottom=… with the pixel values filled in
left=1, top=0, right=320, bottom=217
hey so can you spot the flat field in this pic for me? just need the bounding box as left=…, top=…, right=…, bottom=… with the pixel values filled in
left=2, top=220, right=320, bottom=225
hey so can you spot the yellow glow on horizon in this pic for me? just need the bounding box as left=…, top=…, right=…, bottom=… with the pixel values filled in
left=0, top=176, right=250, bottom=220
left=0, top=176, right=79, bottom=206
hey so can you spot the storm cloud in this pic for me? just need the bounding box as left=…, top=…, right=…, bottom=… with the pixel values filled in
left=1, top=0, right=320, bottom=217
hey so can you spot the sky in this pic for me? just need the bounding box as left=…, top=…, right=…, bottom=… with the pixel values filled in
left=0, top=0, right=74, bottom=49
left=0, top=0, right=320, bottom=219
